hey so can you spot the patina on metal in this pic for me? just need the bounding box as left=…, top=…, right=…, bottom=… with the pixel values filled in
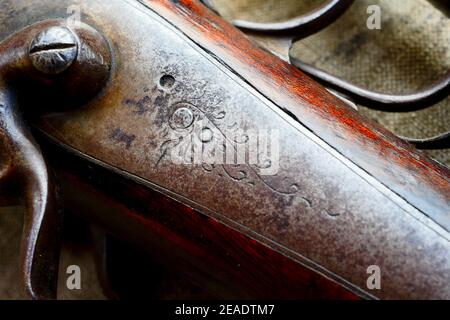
left=0, top=0, right=449, bottom=300
left=0, top=19, right=112, bottom=299
left=202, top=0, right=355, bottom=38
left=29, top=26, right=79, bottom=75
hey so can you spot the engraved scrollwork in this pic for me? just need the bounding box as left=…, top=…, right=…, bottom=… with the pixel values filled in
left=157, top=100, right=311, bottom=207
left=169, top=106, right=194, bottom=130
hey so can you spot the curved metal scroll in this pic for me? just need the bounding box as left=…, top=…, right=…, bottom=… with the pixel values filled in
left=0, top=20, right=111, bottom=299
left=202, top=0, right=355, bottom=38
left=291, top=57, right=450, bottom=113
left=289, top=58, right=450, bottom=151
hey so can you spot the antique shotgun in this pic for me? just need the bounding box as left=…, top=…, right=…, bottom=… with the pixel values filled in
left=0, top=0, right=449, bottom=300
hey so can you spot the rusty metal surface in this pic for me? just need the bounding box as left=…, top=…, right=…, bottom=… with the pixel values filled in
left=0, top=24, right=63, bottom=298
left=0, top=81, right=60, bottom=299
left=0, top=0, right=449, bottom=299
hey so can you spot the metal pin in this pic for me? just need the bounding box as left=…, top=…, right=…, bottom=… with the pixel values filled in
left=29, top=26, right=79, bottom=75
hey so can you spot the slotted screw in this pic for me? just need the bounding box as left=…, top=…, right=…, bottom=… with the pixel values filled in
left=29, top=26, right=79, bottom=75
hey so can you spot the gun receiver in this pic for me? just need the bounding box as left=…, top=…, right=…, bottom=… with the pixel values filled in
left=0, top=0, right=449, bottom=299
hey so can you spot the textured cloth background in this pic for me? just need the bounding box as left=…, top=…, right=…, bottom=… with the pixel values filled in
left=1, top=0, right=449, bottom=299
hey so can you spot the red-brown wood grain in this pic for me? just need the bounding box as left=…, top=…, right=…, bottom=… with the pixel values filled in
left=44, top=138, right=359, bottom=299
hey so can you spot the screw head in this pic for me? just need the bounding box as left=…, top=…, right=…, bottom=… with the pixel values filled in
left=29, top=26, right=79, bottom=75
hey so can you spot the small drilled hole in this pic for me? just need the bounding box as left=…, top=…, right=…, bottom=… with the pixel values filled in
left=160, top=74, right=175, bottom=89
